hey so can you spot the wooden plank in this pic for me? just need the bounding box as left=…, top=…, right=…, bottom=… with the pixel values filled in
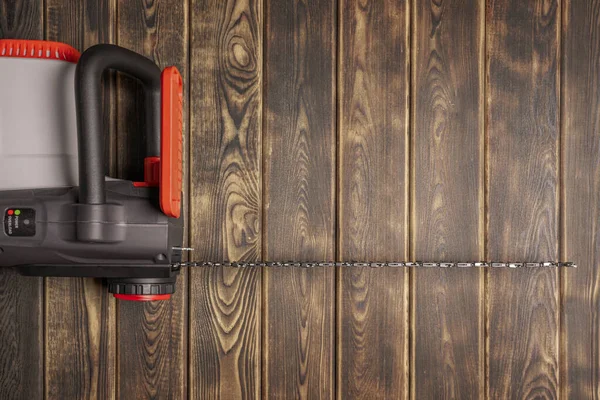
left=337, top=0, right=409, bottom=398
left=0, top=1, right=44, bottom=398
left=188, top=0, right=262, bottom=398
left=486, top=1, right=560, bottom=398
left=115, top=1, right=188, bottom=398
left=263, top=0, right=336, bottom=398
left=0, top=1, right=42, bottom=38
left=45, top=280, right=116, bottom=400
left=44, top=1, right=117, bottom=399
left=0, top=269, right=43, bottom=399
left=562, top=1, right=600, bottom=398
left=411, top=0, right=485, bottom=398
left=0, top=269, right=43, bottom=400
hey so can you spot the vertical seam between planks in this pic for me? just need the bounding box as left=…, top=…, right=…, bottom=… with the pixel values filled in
left=482, top=0, right=489, bottom=398
left=334, top=0, right=344, bottom=399
left=408, top=0, right=415, bottom=398
left=79, top=0, right=83, bottom=54
left=43, top=279, right=47, bottom=400
left=328, top=0, right=338, bottom=396
left=185, top=257, right=190, bottom=397
left=334, top=0, right=341, bottom=397
left=43, top=276, right=47, bottom=400
left=258, top=0, right=264, bottom=397
left=558, top=0, right=566, bottom=398
left=42, top=0, right=46, bottom=42
left=115, top=291, right=120, bottom=400
left=186, top=0, right=192, bottom=397
left=260, top=0, right=268, bottom=396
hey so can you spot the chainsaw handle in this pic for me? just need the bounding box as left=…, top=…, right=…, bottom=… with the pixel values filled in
left=75, top=44, right=161, bottom=205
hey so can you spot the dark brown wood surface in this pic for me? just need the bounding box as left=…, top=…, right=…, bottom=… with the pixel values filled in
left=0, top=0, right=599, bottom=398
left=562, top=0, right=600, bottom=398
left=487, top=0, right=560, bottom=398
left=412, top=0, right=485, bottom=398
left=263, top=0, right=336, bottom=398
left=189, top=0, right=262, bottom=398
left=337, top=1, right=409, bottom=398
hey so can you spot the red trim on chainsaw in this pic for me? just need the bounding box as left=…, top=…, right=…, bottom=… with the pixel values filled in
left=160, top=67, right=184, bottom=218
left=133, top=157, right=161, bottom=187
left=0, top=39, right=80, bottom=63
left=113, top=294, right=171, bottom=301
left=132, top=67, right=183, bottom=217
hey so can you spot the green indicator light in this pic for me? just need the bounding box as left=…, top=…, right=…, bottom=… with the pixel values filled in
left=14, top=210, right=21, bottom=216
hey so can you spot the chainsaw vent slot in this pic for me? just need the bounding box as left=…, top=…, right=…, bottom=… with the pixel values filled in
left=0, top=40, right=80, bottom=63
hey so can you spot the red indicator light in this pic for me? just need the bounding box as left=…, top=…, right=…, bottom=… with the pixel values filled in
left=7, top=210, right=13, bottom=216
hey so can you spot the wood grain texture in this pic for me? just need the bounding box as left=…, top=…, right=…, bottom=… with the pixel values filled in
left=486, top=1, right=560, bottom=398
left=116, top=1, right=188, bottom=398
left=0, top=0, right=42, bottom=38
left=562, top=1, right=600, bottom=398
left=2, top=2, right=598, bottom=398
left=337, top=0, right=409, bottom=398
left=188, top=0, right=262, bottom=398
left=0, top=2, right=44, bottom=399
left=0, top=269, right=43, bottom=399
left=263, top=0, right=336, bottom=398
left=45, top=279, right=116, bottom=400
left=44, top=1, right=117, bottom=399
left=412, top=0, right=485, bottom=398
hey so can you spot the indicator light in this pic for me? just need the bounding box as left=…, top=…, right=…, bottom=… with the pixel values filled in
left=14, top=210, right=20, bottom=216
left=7, top=210, right=13, bottom=216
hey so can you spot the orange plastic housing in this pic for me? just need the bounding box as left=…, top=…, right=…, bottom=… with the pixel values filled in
left=160, top=66, right=184, bottom=218
left=0, top=39, right=80, bottom=63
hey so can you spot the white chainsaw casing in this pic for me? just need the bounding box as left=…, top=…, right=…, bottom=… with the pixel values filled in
left=0, top=56, right=79, bottom=190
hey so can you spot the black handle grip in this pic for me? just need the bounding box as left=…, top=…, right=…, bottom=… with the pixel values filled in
left=75, top=44, right=161, bottom=205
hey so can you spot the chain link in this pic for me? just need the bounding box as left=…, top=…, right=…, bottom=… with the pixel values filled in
left=174, top=261, right=576, bottom=269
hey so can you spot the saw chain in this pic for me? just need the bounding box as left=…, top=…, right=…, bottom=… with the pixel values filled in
left=172, top=249, right=576, bottom=269
left=173, top=259, right=576, bottom=269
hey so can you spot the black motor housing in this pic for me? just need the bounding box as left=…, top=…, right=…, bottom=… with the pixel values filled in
left=0, top=181, right=184, bottom=296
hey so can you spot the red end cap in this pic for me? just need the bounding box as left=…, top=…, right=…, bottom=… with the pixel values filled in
left=160, top=67, right=184, bottom=218
left=114, top=294, right=171, bottom=302
left=0, top=39, right=80, bottom=62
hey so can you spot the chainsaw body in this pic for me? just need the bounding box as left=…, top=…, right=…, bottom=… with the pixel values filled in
left=0, top=40, right=184, bottom=301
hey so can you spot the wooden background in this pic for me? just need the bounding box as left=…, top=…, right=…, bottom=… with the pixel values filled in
left=0, top=0, right=598, bottom=398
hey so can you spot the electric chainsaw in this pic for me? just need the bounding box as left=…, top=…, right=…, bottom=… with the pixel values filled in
left=0, top=40, right=576, bottom=302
